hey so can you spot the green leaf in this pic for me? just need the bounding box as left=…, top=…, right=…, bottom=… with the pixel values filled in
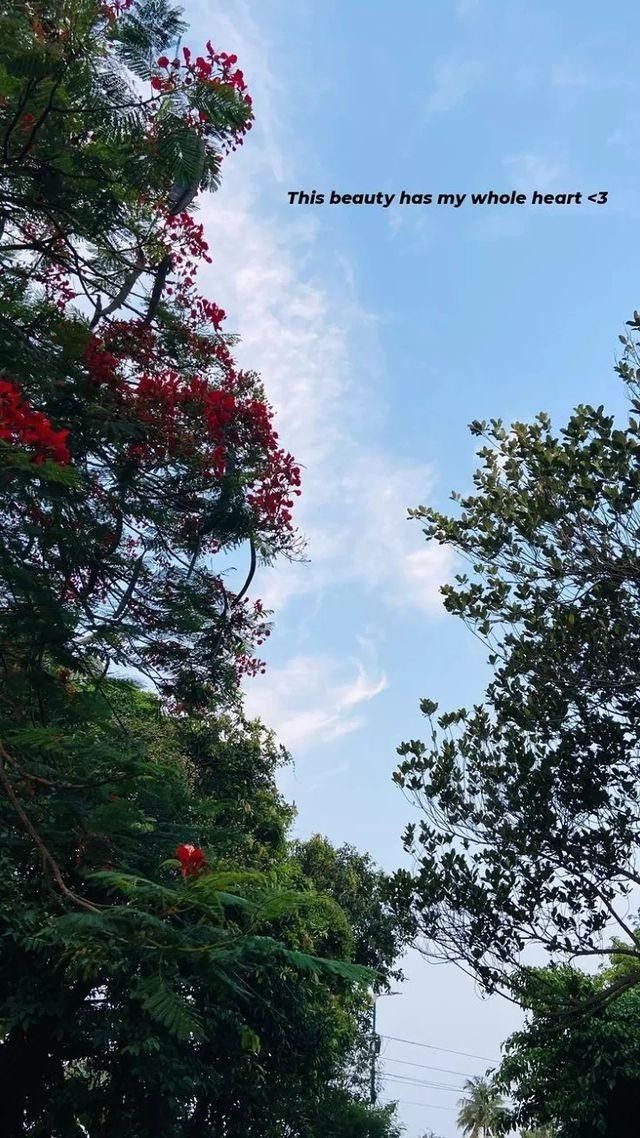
left=134, top=976, right=204, bottom=1041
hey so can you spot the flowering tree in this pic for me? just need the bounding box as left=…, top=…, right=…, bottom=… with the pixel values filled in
left=0, top=5, right=410, bottom=1135
left=0, top=0, right=301, bottom=712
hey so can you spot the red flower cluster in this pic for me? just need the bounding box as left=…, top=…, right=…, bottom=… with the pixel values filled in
left=84, top=321, right=163, bottom=396
left=14, top=220, right=77, bottom=313
left=100, top=0, right=132, bottom=23
left=123, top=373, right=231, bottom=477
left=86, top=322, right=157, bottom=388
left=160, top=211, right=214, bottom=314
left=97, top=357, right=302, bottom=524
left=155, top=45, right=249, bottom=98
left=43, top=259, right=77, bottom=312
left=189, top=297, right=226, bottom=330
left=0, top=379, right=70, bottom=465
left=75, top=188, right=300, bottom=532
left=84, top=335, right=123, bottom=389
left=247, top=446, right=301, bottom=529
left=149, top=42, right=253, bottom=152
left=176, top=843, right=206, bottom=878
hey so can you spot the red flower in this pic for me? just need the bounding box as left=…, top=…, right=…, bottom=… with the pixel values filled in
left=0, top=378, right=70, bottom=465
left=19, top=113, right=36, bottom=134
left=176, top=843, right=206, bottom=878
left=157, top=55, right=170, bottom=67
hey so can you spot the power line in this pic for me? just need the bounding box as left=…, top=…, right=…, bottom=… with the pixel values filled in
left=381, top=1055, right=477, bottom=1078
left=393, top=1099, right=457, bottom=1111
left=382, top=1070, right=463, bottom=1089
left=380, top=1034, right=497, bottom=1064
left=380, top=1074, right=460, bottom=1092
left=382, top=1074, right=465, bottom=1094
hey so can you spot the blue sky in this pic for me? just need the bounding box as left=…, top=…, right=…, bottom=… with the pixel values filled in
left=185, top=2, right=639, bottom=1132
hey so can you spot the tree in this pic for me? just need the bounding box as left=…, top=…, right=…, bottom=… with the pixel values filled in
left=1, top=0, right=301, bottom=714
left=496, top=959, right=640, bottom=1138
left=457, top=1075, right=505, bottom=1137
left=303, top=1090, right=403, bottom=1138
left=392, top=311, right=640, bottom=1007
left=291, top=834, right=415, bottom=987
left=290, top=835, right=415, bottom=1104
left=0, top=4, right=406, bottom=1136
left=1, top=0, right=251, bottom=311
left=0, top=672, right=402, bottom=1136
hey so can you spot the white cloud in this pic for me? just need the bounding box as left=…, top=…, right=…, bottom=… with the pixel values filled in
left=402, top=545, right=455, bottom=615
left=185, top=0, right=453, bottom=646
left=244, top=655, right=387, bottom=751
left=551, top=57, right=636, bottom=96
left=336, top=456, right=455, bottom=612
left=195, top=141, right=452, bottom=623
left=254, top=455, right=455, bottom=617
left=551, top=60, right=590, bottom=89
left=424, top=55, right=483, bottom=115
left=503, top=152, right=567, bottom=189
left=608, top=115, right=640, bottom=155
left=455, top=0, right=483, bottom=20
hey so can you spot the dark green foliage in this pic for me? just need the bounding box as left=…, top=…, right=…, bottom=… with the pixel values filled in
left=0, top=676, right=398, bottom=1136
left=111, top=0, right=187, bottom=80
left=291, top=834, right=415, bottom=987
left=303, top=1090, right=403, bottom=1138
left=393, top=312, right=640, bottom=1005
left=0, top=4, right=405, bottom=1136
left=497, top=961, right=640, bottom=1137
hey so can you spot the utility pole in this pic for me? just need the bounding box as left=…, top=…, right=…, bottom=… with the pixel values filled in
left=369, top=995, right=380, bottom=1105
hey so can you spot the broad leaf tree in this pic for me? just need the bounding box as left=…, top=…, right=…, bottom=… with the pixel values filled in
left=291, top=834, right=415, bottom=987
left=0, top=677, right=382, bottom=1136
left=497, top=959, right=640, bottom=1137
left=393, top=312, right=640, bottom=1006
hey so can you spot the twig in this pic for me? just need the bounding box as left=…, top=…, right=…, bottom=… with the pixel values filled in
left=0, top=740, right=101, bottom=913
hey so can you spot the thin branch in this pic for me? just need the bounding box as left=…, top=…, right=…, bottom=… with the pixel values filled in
left=234, top=536, right=257, bottom=607
left=0, top=740, right=101, bottom=913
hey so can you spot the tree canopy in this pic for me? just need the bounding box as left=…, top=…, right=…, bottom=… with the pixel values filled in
left=0, top=674, right=405, bottom=1135
left=456, top=1075, right=505, bottom=1138
left=393, top=313, right=640, bottom=1007
left=1, top=0, right=301, bottom=712
left=0, top=3, right=406, bottom=1135
left=497, top=956, right=640, bottom=1138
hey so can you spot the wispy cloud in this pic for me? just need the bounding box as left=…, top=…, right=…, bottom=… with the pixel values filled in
left=550, top=60, right=590, bottom=90
left=502, top=152, right=567, bottom=188
left=251, top=456, right=454, bottom=617
left=424, top=55, right=484, bottom=115
left=244, top=655, right=387, bottom=751
left=187, top=0, right=451, bottom=746
left=551, top=55, right=637, bottom=96
left=455, top=0, right=483, bottom=20
left=197, top=104, right=451, bottom=621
